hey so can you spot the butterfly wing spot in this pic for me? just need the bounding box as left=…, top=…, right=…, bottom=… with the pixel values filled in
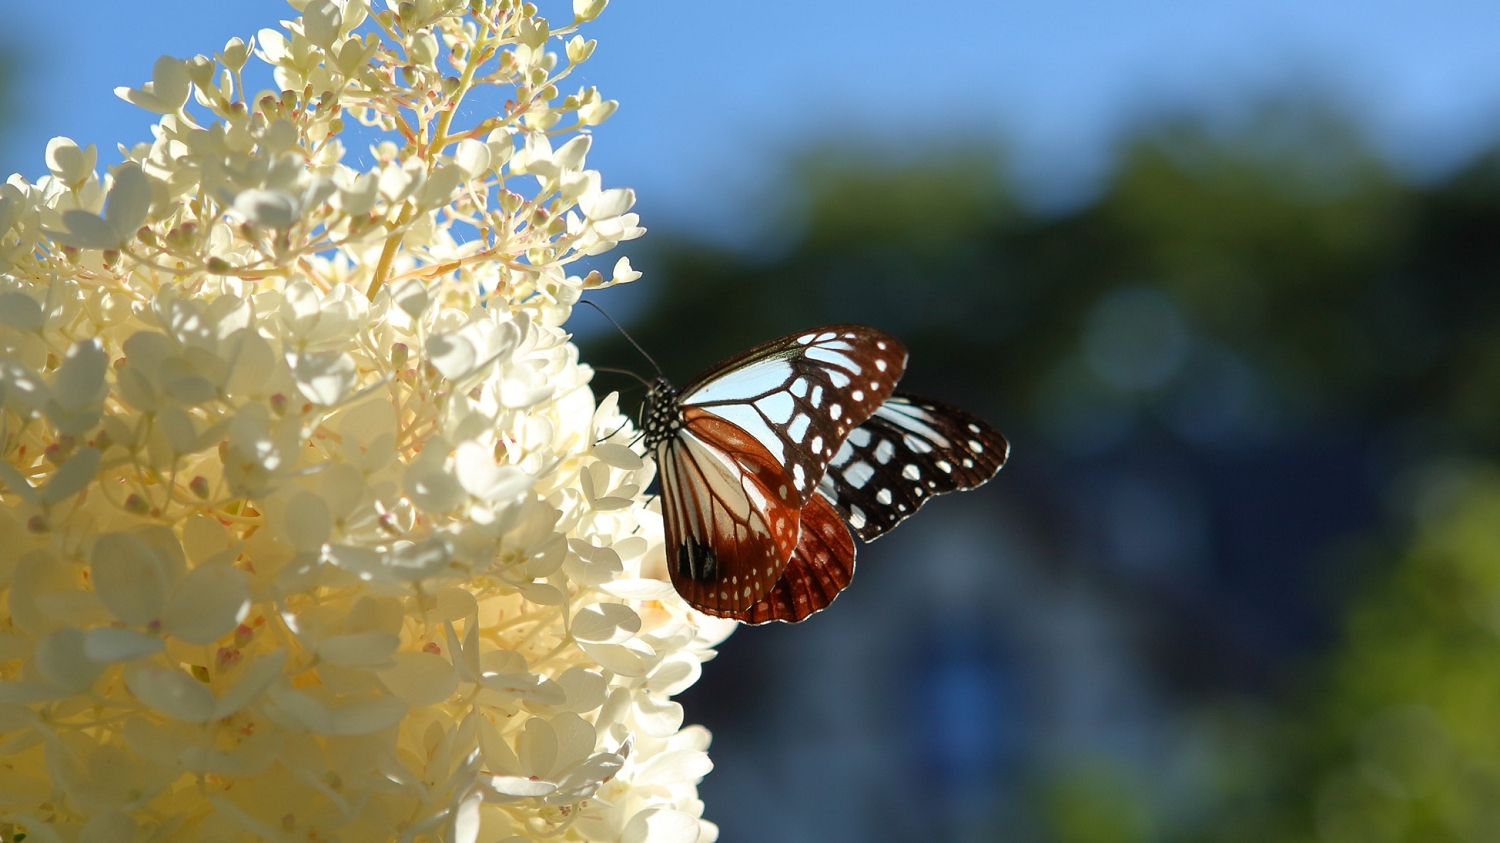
left=935, top=459, right=952, bottom=472
left=969, top=440, right=984, bottom=452
left=788, top=413, right=810, bottom=443
left=876, top=488, right=893, bottom=505
left=902, top=464, right=921, bottom=480
left=852, top=389, right=865, bottom=402
left=830, top=403, right=842, bottom=420
left=903, top=434, right=934, bottom=454
left=848, top=428, right=872, bottom=448
left=876, top=340, right=888, bottom=350
left=756, top=392, right=796, bottom=424
left=963, top=458, right=974, bottom=468
left=844, top=461, right=874, bottom=489
left=811, top=435, right=824, bottom=454
left=968, top=423, right=982, bottom=433
left=848, top=505, right=866, bottom=529
left=791, top=378, right=809, bottom=398
left=875, top=359, right=888, bottom=371
left=810, top=385, right=824, bottom=406
left=874, top=439, right=895, bottom=464
left=793, top=463, right=806, bottom=490
left=828, top=370, right=851, bottom=388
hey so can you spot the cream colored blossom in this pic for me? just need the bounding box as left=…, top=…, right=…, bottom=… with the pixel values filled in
left=0, top=1, right=728, bottom=841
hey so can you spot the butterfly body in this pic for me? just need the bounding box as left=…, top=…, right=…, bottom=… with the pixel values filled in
left=641, top=325, right=1007, bottom=624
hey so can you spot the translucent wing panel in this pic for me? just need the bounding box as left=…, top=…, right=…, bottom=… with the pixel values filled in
left=703, top=493, right=856, bottom=625
left=681, top=325, right=908, bottom=504
left=817, top=392, right=1009, bottom=542
left=659, top=409, right=802, bottom=616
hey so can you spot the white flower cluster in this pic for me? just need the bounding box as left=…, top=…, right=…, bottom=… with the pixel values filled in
left=0, top=1, right=734, bottom=841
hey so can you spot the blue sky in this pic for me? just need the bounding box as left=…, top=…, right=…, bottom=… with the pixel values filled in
left=4, top=0, right=1500, bottom=236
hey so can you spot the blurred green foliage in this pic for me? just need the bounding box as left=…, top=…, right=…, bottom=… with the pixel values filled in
left=1206, top=478, right=1500, bottom=843
left=585, top=102, right=1500, bottom=842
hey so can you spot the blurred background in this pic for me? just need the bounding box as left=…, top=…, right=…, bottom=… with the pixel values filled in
left=8, top=2, right=1500, bottom=841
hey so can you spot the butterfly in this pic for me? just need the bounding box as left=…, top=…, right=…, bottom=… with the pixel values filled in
left=638, top=325, right=1008, bottom=624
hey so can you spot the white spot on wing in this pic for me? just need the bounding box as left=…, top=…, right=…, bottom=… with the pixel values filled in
left=794, top=463, right=806, bottom=490
left=828, top=370, right=851, bottom=388
left=849, top=505, right=866, bottom=529
left=810, top=435, right=823, bottom=454
left=874, top=439, right=895, bottom=464
left=848, top=428, right=872, bottom=447
left=902, top=464, right=920, bottom=480
left=756, top=392, right=795, bottom=424
left=831, top=441, right=854, bottom=467
left=805, top=346, right=846, bottom=366
left=788, top=413, right=810, bottom=443
left=903, top=434, right=933, bottom=454
left=876, top=488, right=893, bottom=505
left=844, top=461, right=874, bottom=489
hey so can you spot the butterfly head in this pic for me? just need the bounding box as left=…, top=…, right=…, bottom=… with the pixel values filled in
left=642, top=377, right=681, bottom=450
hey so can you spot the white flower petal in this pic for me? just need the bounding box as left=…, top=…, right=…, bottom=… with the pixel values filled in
left=633, top=694, right=684, bottom=737
left=90, top=532, right=171, bottom=626
left=378, top=651, right=459, bottom=705
left=39, top=446, right=100, bottom=504
left=488, top=774, right=558, bottom=797
left=36, top=628, right=106, bottom=691
left=317, top=631, right=400, bottom=667
left=622, top=809, right=702, bottom=843
left=213, top=649, right=287, bottom=719
left=162, top=563, right=250, bottom=644
left=597, top=578, right=677, bottom=600
left=592, top=442, right=644, bottom=471
left=82, top=627, right=164, bottom=662
left=572, top=603, right=641, bottom=644
left=633, top=749, right=713, bottom=786
left=125, top=664, right=217, bottom=723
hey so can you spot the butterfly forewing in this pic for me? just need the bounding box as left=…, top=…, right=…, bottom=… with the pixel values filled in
left=680, top=325, right=907, bottom=503
left=817, top=392, right=1010, bottom=542
left=658, top=408, right=803, bottom=615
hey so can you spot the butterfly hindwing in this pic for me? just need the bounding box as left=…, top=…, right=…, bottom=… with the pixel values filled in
left=679, top=325, right=907, bottom=504
left=817, top=392, right=1010, bottom=542
left=658, top=407, right=803, bottom=615
left=721, top=493, right=857, bottom=625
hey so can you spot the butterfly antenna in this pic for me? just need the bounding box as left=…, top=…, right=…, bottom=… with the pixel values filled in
left=596, top=417, right=634, bottom=444
left=592, top=366, right=653, bottom=387
left=579, top=299, right=665, bottom=379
